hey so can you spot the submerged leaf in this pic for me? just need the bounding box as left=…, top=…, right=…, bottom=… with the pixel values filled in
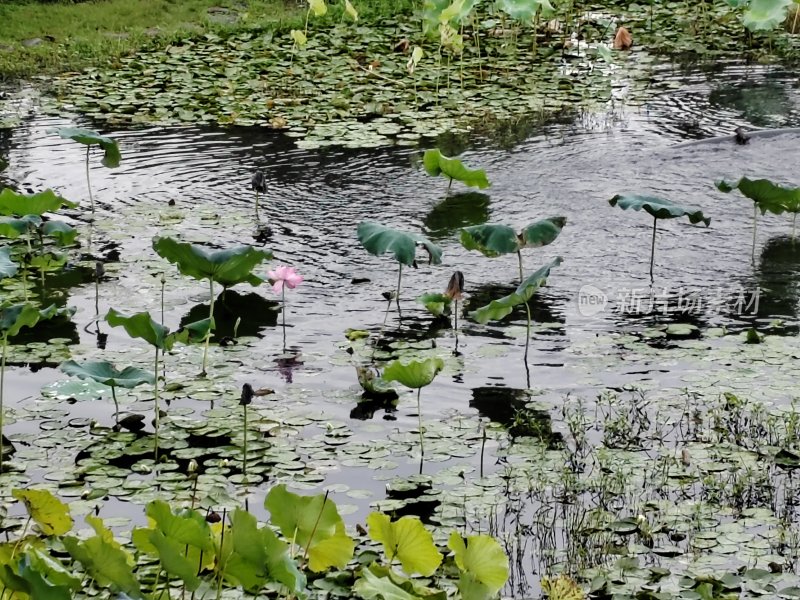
left=422, top=149, right=490, bottom=189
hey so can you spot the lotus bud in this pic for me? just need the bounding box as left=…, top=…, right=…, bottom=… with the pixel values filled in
left=445, top=271, right=465, bottom=301
left=240, top=383, right=254, bottom=406
left=188, top=459, right=198, bottom=474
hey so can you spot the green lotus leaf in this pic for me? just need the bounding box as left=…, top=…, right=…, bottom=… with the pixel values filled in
left=354, top=566, right=420, bottom=600
left=367, top=512, right=443, bottom=576
left=460, top=224, right=519, bottom=257
left=743, top=0, right=793, bottom=31
left=11, top=488, right=73, bottom=536
left=0, top=215, right=41, bottom=239
left=416, top=293, right=452, bottom=317
left=0, top=189, right=77, bottom=217
left=716, top=177, right=800, bottom=214
left=0, top=247, right=18, bottom=278
left=0, top=303, right=62, bottom=338
left=42, top=221, right=79, bottom=246
left=496, top=0, right=555, bottom=22
left=105, top=308, right=174, bottom=351
left=63, top=535, right=140, bottom=598
left=382, top=357, right=444, bottom=389
left=357, top=222, right=443, bottom=267
left=469, top=257, right=561, bottom=324
left=142, top=500, right=215, bottom=552
left=25, top=548, right=82, bottom=591
left=519, top=216, right=567, bottom=248
left=265, top=484, right=355, bottom=572
left=422, top=149, right=490, bottom=189
left=16, top=554, right=72, bottom=600
left=54, top=127, right=121, bottom=168
left=173, top=318, right=214, bottom=345
left=152, top=236, right=272, bottom=288
left=60, top=360, right=155, bottom=389
left=226, top=508, right=306, bottom=594
left=149, top=530, right=201, bottom=591
left=29, top=252, right=68, bottom=273
left=447, top=532, right=509, bottom=598
left=609, top=194, right=711, bottom=225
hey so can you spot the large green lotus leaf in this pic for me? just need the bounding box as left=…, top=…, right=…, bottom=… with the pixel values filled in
left=0, top=303, right=60, bottom=338
left=26, top=548, right=81, bottom=591
left=416, top=293, right=452, bottom=317
left=0, top=189, right=77, bottom=216
left=382, top=357, right=444, bottom=389
left=609, top=194, right=711, bottom=225
left=519, top=216, right=567, bottom=248
left=470, top=257, right=561, bottom=324
left=0, top=247, right=18, bottom=278
left=42, top=221, right=79, bottom=246
left=54, top=127, right=121, bottom=168
left=354, top=565, right=445, bottom=600
left=367, top=512, right=443, bottom=576
left=447, top=532, right=509, bottom=597
left=152, top=236, right=272, bottom=287
left=441, top=0, right=481, bottom=23
left=265, top=484, right=354, bottom=571
left=0, top=215, right=41, bottom=239
left=11, top=489, right=73, bottom=536
left=495, top=0, right=555, bottom=21
left=716, top=177, right=800, bottom=214
left=227, top=509, right=306, bottom=594
left=60, top=360, right=155, bottom=389
left=460, top=224, right=519, bottom=257
left=17, top=554, right=72, bottom=600
left=743, top=0, right=793, bottom=30
left=357, top=222, right=443, bottom=267
left=422, top=149, right=490, bottom=189
left=173, top=317, right=214, bottom=345
left=144, top=500, right=214, bottom=552
left=29, top=252, right=68, bottom=273
left=149, top=530, right=200, bottom=591
left=105, top=308, right=174, bottom=351
left=422, top=0, right=451, bottom=34
left=63, top=536, right=140, bottom=598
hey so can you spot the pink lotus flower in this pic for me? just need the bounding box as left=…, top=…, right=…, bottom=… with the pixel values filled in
left=268, top=265, right=303, bottom=294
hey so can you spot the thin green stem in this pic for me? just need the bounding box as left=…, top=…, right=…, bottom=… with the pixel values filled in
left=154, top=347, right=160, bottom=461
left=10, top=517, right=31, bottom=559
left=523, top=300, right=532, bottom=371
left=255, top=190, right=260, bottom=221
left=282, top=286, right=287, bottom=352
left=396, top=264, right=403, bottom=314
left=793, top=213, right=797, bottom=242
left=111, top=385, right=119, bottom=426
left=517, top=250, right=524, bottom=282
left=650, top=217, right=657, bottom=282
left=86, top=146, right=95, bottom=214
left=242, top=403, right=248, bottom=479
left=202, top=279, right=215, bottom=376
left=752, top=203, right=758, bottom=263
left=416, top=388, right=424, bottom=458
left=302, top=491, right=330, bottom=567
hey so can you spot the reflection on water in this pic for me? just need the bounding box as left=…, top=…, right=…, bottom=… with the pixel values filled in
left=424, top=192, right=491, bottom=239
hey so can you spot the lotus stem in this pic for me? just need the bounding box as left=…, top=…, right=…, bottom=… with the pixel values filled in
left=255, top=191, right=260, bottom=221
left=793, top=213, right=796, bottom=242
left=752, top=203, right=758, bottom=263
left=523, top=300, right=532, bottom=375
left=479, top=425, right=486, bottom=478
left=416, top=387, right=425, bottom=458
left=154, top=347, right=159, bottom=461
left=453, top=298, right=459, bottom=355
left=111, top=385, right=119, bottom=426
left=650, top=217, right=657, bottom=282
left=396, top=264, right=403, bottom=314
left=242, top=402, right=248, bottom=479
left=447, top=177, right=453, bottom=192
left=0, top=334, right=6, bottom=471
left=85, top=146, right=95, bottom=215
left=517, top=250, right=524, bottom=282
left=281, top=286, right=287, bottom=352
left=202, top=279, right=215, bottom=376
left=215, top=509, right=227, bottom=600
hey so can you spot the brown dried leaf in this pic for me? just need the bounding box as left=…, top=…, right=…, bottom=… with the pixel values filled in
left=613, top=26, right=632, bottom=50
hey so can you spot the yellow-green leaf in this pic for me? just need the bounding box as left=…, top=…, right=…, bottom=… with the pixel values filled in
left=367, top=513, right=442, bottom=576
left=291, top=29, right=308, bottom=47
left=345, top=0, right=358, bottom=21
left=308, top=0, right=327, bottom=16
left=12, top=489, right=73, bottom=536
left=447, top=532, right=508, bottom=595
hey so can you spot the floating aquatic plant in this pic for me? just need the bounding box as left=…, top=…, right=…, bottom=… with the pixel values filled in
left=382, top=357, right=444, bottom=460
left=357, top=222, right=442, bottom=314
left=461, top=217, right=566, bottom=280
left=52, top=128, right=121, bottom=215
left=422, top=148, right=490, bottom=191
left=0, top=188, right=77, bottom=217
left=0, top=302, right=64, bottom=468
left=152, top=236, right=272, bottom=375
left=608, top=194, right=711, bottom=280
left=59, top=360, right=155, bottom=427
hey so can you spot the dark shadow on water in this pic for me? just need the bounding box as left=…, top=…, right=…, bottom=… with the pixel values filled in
left=180, top=290, right=278, bottom=340
left=423, top=192, right=491, bottom=239
left=470, top=386, right=563, bottom=448
left=709, top=81, right=792, bottom=129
